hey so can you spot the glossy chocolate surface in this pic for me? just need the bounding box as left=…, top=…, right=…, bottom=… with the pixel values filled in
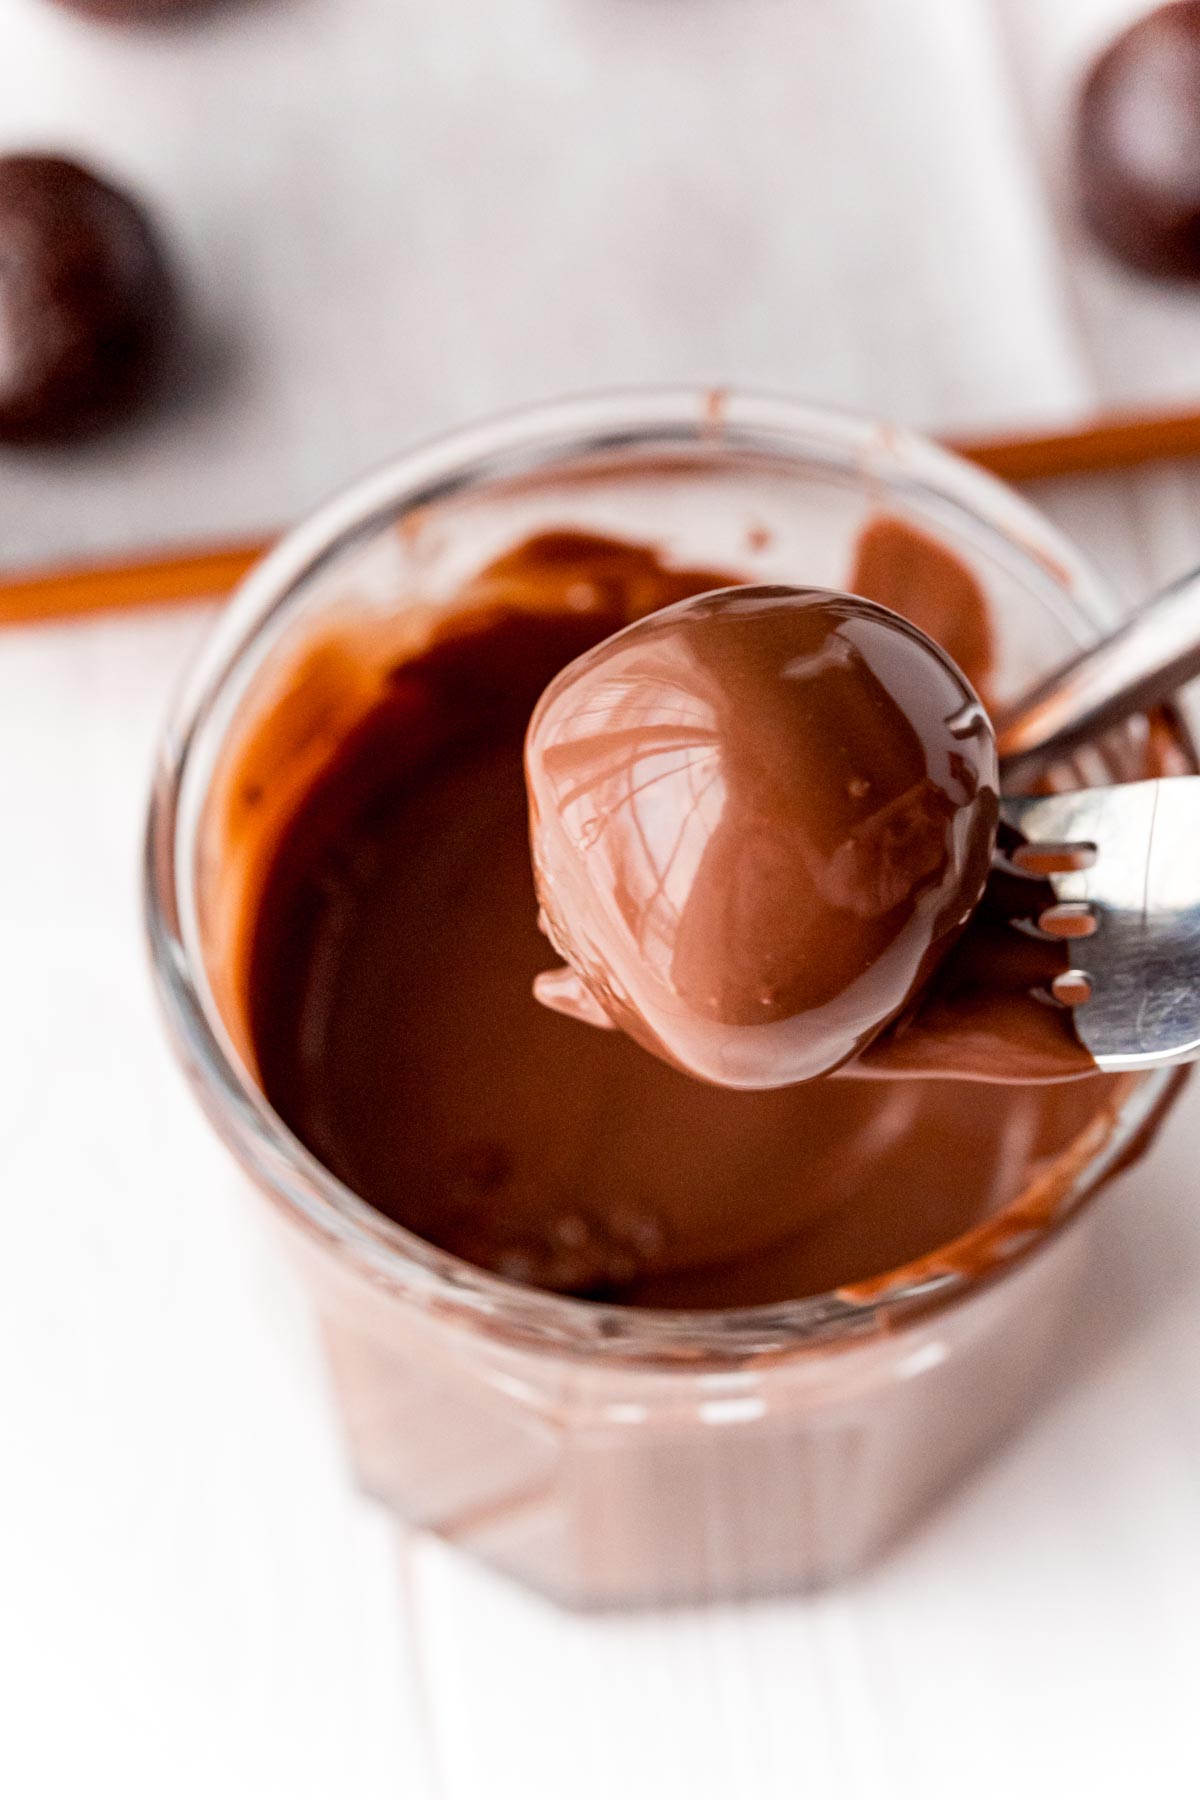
left=526, top=586, right=998, bottom=1087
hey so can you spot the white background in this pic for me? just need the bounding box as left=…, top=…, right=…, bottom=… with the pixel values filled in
left=3, top=1, right=1200, bottom=1796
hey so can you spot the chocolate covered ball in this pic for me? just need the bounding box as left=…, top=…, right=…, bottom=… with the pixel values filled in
left=50, top=0, right=219, bottom=19
left=1076, top=1, right=1200, bottom=278
left=0, top=155, right=176, bottom=443
left=526, top=586, right=999, bottom=1091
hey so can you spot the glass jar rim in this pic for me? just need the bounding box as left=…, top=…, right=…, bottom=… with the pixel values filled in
left=144, top=384, right=1166, bottom=1366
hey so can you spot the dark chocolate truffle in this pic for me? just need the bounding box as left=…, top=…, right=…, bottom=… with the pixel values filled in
left=1076, top=0, right=1200, bottom=278
left=49, top=0, right=218, bottom=18
left=0, top=154, right=176, bottom=442
left=526, top=586, right=999, bottom=1090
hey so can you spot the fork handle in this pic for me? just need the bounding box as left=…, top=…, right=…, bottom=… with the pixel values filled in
left=997, top=563, right=1200, bottom=783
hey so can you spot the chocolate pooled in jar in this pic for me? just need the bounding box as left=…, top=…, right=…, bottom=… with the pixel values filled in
left=526, top=587, right=999, bottom=1088
left=238, top=523, right=1142, bottom=1305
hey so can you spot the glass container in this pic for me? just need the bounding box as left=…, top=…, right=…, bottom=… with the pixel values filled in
left=146, top=390, right=1187, bottom=1606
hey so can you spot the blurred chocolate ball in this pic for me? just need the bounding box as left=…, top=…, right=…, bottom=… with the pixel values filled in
left=0, top=155, right=177, bottom=443
left=50, top=0, right=218, bottom=18
left=1076, top=1, right=1200, bottom=278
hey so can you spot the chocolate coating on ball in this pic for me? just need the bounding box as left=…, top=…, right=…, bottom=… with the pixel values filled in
left=0, top=155, right=176, bottom=442
left=1076, top=1, right=1200, bottom=278
left=526, top=586, right=999, bottom=1091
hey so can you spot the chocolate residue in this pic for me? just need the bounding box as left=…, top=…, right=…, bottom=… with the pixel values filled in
left=850, top=518, right=1089, bottom=1082
left=849, top=515, right=996, bottom=708
left=857, top=856, right=1095, bottom=1084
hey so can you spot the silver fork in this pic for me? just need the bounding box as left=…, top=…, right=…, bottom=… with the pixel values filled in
left=997, top=563, right=1200, bottom=783
left=994, top=561, right=1200, bottom=1070
left=1000, top=780, right=1200, bottom=1072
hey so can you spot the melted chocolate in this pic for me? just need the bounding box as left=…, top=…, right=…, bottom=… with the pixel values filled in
left=526, top=587, right=998, bottom=1087
left=238, top=523, right=1152, bottom=1305
left=858, top=854, right=1095, bottom=1083
left=849, top=515, right=996, bottom=703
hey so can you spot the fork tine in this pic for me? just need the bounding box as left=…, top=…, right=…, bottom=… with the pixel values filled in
left=1038, top=902, right=1098, bottom=939
left=1010, top=841, right=1098, bottom=877
left=1001, top=778, right=1200, bottom=1071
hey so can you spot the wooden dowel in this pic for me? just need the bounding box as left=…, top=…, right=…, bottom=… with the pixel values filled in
left=7, top=404, right=1200, bottom=627
left=0, top=535, right=270, bottom=626
left=949, top=406, right=1200, bottom=483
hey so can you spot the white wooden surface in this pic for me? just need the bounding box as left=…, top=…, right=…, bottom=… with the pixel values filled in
left=3, top=3, right=1200, bottom=1797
